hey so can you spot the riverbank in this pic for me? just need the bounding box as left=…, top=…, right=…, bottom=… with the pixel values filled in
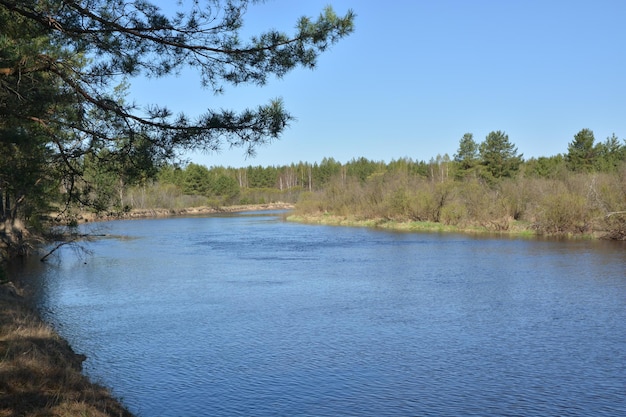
left=0, top=281, right=135, bottom=417
left=286, top=213, right=610, bottom=239
left=77, top=202, right=295, bottom=223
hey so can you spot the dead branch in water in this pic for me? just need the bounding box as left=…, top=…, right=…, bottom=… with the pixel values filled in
left=40, top=239, right=75, bottom=262
left=39, top=232, right=105, bottom=262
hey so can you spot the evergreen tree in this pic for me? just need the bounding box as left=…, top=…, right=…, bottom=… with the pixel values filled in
left=566, top=129, right=596, bottom=172
left=316, top=157, right=342, bottom=187
left=182, top=163, right=212, bottom=196
left=523, top=155, right=566, bottom=179
left=0, top=6, right=68, bottom=225
left=454, top=133, right=479, bottom=179
left=346, top=157, right=382, bottom=182
left=593, top=133, right=624, bottom=172
left=479, top=131, right=523, bottom=181
left=211, top=174, right=240, bottom=202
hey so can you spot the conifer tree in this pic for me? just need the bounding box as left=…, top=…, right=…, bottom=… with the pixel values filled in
left=479, top=131, right=523, bottom=181
left=454, top=133, right=479, bottom=179
left=566, top=128, right=596, bottom=172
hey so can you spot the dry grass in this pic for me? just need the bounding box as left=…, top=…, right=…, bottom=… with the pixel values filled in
left=0, top=282, right=134, bottom=417
left=288, top=213, right=545, bottom=239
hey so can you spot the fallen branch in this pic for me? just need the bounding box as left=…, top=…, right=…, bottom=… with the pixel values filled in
left=39, top=233, right=105, bottom=262
left=40, top=239, right=75, bottom=262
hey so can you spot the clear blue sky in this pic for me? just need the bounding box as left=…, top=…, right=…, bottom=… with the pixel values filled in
left=129, top=0, right=626, bottom=168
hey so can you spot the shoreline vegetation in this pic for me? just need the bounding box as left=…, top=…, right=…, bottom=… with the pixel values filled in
left=74, top=201, right=622, bottom=241
left=286, top=213, right=610, bottom=240
left=287, top=213, right=540, bottom=237
left=67, top=200, right=622, bottom=240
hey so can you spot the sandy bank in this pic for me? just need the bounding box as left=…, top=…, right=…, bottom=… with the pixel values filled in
left=78, top=202, right=295, bottom=223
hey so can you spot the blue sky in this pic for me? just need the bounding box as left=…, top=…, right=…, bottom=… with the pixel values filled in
left=129, top=0, right=626, bottom=168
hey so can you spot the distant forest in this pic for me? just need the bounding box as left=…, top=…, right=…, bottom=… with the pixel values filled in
left=96, top=129, right=626, bottom=239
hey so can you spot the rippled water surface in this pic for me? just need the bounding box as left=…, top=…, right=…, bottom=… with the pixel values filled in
left=14, top=212, right=626, bottom=416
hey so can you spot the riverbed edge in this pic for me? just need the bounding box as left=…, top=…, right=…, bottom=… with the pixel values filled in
left=285, top=213, right=614, bottom=240
left=77, top=202, right=296, bottom=223
left=0, top=280, right=136, bottom=417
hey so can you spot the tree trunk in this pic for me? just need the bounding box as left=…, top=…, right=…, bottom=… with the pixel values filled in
left=0, top=188, right=4, bottom=222
left=4, top=190, right=10, bottom=221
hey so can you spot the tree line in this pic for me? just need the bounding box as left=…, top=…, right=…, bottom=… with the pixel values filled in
left=122, top=127, right=626, bottom=194
left=108, top=128, right=626, bottom=239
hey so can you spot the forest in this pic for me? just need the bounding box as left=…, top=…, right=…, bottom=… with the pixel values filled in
left=86, top=128, right=626, bottom=240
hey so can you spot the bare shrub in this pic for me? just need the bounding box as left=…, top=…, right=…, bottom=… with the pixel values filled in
left=588, top=170, right=626, bottom=238
left=457, top=180, right=514, bottom=230
left=385, top=187, right=412, bottom=220
left=497, top=178, right=532, bottom=220
left=294, top=163, right=626, bottom=239
left=294, top=191, right=326, bottom=215
left=536, top=189, right=590, bottom=234
left=406, top=185, right=436, bottom=221
left=439, top=201, right=467, bottom=225
left=456, top=180, right=485, bottom=219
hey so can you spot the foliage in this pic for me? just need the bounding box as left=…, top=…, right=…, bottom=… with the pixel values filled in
left=479, top=130, right=523, bottom=181
left=346, top=157, right=386, bottom=182
left=523, top=155, right=567, bottom=179
left=594, top=134, right=625, bottom=172
left=290, top=157, right=626, bottom=238
left=566, top=128, right=596, bottom=172
left=0, top=6, right=65, bottom=226
left=78, top=141, right=625, bottom=239
left=182, top=163, right=212, bottom=196
left=535, top=179, right=593, bottom=234
left=454, top=133, right=479, bottom=179
left=0, top=0, right=354, bottom=254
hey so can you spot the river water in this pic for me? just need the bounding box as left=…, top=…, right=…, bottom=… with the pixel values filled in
left=12, top=211, right=626, bottom=416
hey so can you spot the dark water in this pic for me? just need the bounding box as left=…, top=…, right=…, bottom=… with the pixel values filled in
left=12, top=211, right=626, bottom=416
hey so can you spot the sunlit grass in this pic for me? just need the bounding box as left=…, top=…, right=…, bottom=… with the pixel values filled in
left=287, top=213, right=547, bottom=239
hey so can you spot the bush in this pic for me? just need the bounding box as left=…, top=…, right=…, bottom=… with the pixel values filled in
left=440, top=202, right=466, bottom=225
left=536, top=191, right=590, bottom=234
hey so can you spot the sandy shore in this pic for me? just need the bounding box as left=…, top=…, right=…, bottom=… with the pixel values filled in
left=78, top=202, right=295, bottom=223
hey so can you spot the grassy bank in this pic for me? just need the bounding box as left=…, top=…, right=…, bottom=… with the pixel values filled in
left=286, top=213, right=592, bottom=239
left=0, top=281, right=134, bottom=417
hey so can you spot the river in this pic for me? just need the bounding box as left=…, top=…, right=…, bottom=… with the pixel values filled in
left=12, top=211, right=626, bottom=416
